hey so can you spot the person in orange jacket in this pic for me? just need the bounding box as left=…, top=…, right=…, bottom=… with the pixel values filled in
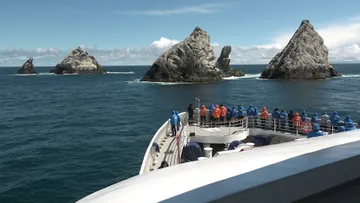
left=220, top=104, right=227, bottom=122
left=291, top=112, right=302, bottom=132
left=260, top=107, right=269, bottom=128
left=212, top=104, right=221, bottom=123
left=200, top=105, right=207, bottom=125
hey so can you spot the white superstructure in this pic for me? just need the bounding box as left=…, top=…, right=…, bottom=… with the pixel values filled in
left=77, top=130, right=360, bottom=203
left=77, top=99, right=360, bottom=203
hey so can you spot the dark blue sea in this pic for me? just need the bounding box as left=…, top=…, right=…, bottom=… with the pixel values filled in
left=1, top=64, right=360, bottom=203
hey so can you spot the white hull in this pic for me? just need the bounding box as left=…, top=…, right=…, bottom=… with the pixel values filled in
left=77, top=129, right=360, bottom=203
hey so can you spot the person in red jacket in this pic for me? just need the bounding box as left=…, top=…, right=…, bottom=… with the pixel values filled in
left=200, top=105, right=207, bottom=125
left=212, top=104, right=221, bottom=123
left=220, top=104, right=227, bottom=122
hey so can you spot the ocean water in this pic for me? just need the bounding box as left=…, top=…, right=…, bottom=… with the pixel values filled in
left=1, top=64, right=360, bottom=203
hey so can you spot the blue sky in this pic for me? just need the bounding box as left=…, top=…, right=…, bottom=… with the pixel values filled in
left=1, top=0, right=360, bottom=66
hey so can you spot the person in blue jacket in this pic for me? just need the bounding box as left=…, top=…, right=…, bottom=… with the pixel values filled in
left=253, top=107, right=259, bottom=126
left=175, top=111, right=181, bottom=131
left=272, top=108, right=280, bottom=130
left=358, top=120, right=360, bottom=129
left=300, top=110, right=307, bottom=122
left=246, top=104, right=254, bottom=117
left=246, top=105, right=255, bottom=127
left=338, top=126, right=346, bottom=132
left=307, top=124, right=324, bottom=138
left=279, top=110, right=288, bottom=130
left=209, top=104, right=215, bottom=121
left=311, top=113, right=319, bottom=124
left=170, top=110, right=178, bottom=137
left=330, top=111, right=340, bottom=127
left=231, top=107, right=238, bottom=119
left=238, top=105, right=245, bottom=119
left=344, top=115, right=353, bottom=128
left=345, top=122, right=357, bottom=131
left=226, top=108, right=232, bottom=121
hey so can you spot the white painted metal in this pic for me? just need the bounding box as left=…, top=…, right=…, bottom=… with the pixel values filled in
left=190, top=127, right=249, bottom=144
left=203, top=147, right=213, bottom=158
left=76, top=130, right=360, bottom=203
left=139, top=112, right=188, bottom=174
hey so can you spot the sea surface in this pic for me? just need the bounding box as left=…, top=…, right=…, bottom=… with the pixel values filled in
left=1, top=64, right=360, bottom=203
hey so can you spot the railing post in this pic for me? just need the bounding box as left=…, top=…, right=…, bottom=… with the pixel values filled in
left=296, top=124, right=299, bottom=136
left=273, top=119, right=276, bottom=132
left=228, top=121, right=231, bottom=136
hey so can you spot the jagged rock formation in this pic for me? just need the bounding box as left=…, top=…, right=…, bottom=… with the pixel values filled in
left=50, top=47, right=105, bottom=74
left=18, top=58, right=36, bottom=74
left=141, top=27, right=243, bottom=82
left=261, top=20, right=341, bottom=80
left=216, top=46, right=244, bottom=77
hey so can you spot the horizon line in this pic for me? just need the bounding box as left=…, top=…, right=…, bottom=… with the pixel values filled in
left=1, top=62, right=359, bottom=68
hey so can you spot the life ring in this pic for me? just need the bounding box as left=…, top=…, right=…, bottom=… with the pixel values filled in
left=301, top=122, right=312, bottom=133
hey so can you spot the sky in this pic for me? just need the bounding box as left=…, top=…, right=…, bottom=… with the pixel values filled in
left=1, top=0, right=360, bottom=66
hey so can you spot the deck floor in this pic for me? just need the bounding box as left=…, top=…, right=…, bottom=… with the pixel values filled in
left=150, top=126, right=189, bottom=171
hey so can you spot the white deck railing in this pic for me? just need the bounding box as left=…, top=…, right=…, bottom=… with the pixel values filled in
left=139, top=112, right=188, bottom=174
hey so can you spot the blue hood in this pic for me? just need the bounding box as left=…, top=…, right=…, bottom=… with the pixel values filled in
left=172, top=110, right=176, bottom=115
left=314, top=113, right=318, bottom=117
left=344, top=115, right=352, bottom=122
left=333, top=111, right=338, bottom=116
left=249, top=104, right=253, bottom=108
left=312, top=124, right=320, bottom=131
left=175, top=111, right=179, bottom=116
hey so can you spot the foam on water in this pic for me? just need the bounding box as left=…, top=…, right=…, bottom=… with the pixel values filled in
left=223, top=73, right=261, bottom=80
left=106, top=71, right=135, bottom=75
left=12, top=73, right=55, bottom=76
left=341, top=74, right=360, bottom=78
left=127, top=79, right=193, bottom=85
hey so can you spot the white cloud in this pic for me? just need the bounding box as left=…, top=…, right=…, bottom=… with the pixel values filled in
left=2, top=16, right=360, bottom=66
left=150, top=37, right=179, bottom=48
left=256, top=17, right=360, bottom=62
left=211, top=42, right=220, bottom=47
left=118, top=3, right=226, bottom=15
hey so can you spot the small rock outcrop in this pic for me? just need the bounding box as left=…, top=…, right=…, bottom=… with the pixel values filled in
left=141, top=27, right=242, bottom=82
left=50, top=47, right=105, bottom=74
left=261, top=20, right=341, bottom=80
left=216, top=46, right=244, bottom=77
left=18, top=58, right=36, bottom=74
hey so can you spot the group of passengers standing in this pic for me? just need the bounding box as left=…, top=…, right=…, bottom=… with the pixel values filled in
left=171, top=104, right=359, bottom=138
left=197, top=104, right=359, bottom=137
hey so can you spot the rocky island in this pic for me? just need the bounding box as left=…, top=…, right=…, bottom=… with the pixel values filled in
left=18, top=58, right=36, bottom=74
left=141, top=27, right=243, bottom=82
left=50, top=47, right=105, bottom=74
left=216, top=46, right=244, bottom=78
left=261, top=20, right=341, bottom=80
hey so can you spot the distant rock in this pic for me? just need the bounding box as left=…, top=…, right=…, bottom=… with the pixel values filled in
left=261, top=20, right=341, bottom=80
left=216, top=46, right=244, bottom=77
left=50, top=47, right=105, bottom=74
left=18, top=58, right=36, bottom=74
left=141, top=27, right=243, bottom=82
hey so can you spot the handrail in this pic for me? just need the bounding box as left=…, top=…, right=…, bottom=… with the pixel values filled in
left=176, top=124, right=185, bottom=164
left=139, top=112, right=187, bottom=174
left=189, top=115, right=340, bottom=135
